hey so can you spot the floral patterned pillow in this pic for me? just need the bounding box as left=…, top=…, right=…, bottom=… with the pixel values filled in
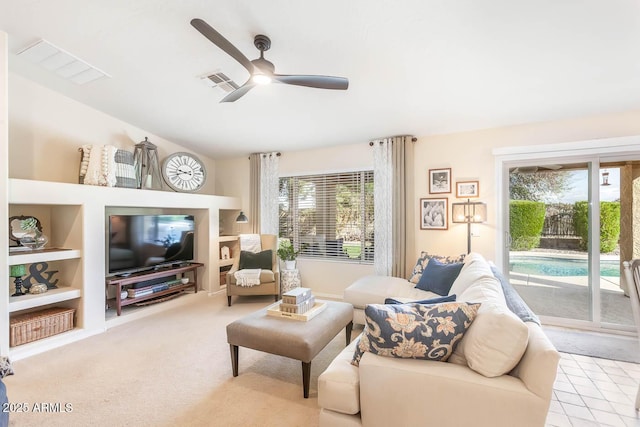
left=351, top=302, right=480, bottom=366
left=0, top=357, right=13, bottom=378
left=408, top=252, right=466, bottom=284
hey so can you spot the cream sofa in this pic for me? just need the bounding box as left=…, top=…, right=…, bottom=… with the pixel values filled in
left=318, top=253, right=560, bottom=427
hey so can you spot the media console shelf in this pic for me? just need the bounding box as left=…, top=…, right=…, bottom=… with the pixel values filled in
left=106, top=262, right=204, bottom=316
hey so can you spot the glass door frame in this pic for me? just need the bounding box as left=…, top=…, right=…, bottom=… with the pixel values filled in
left=493, top=136, right=640, bottom=332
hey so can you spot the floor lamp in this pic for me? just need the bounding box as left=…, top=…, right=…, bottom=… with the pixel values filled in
left=451, top=199, right=487, bottom=254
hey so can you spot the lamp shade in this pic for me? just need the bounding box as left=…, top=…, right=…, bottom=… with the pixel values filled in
left=9, top=264, right=26, bottom=277
left=235, top=211, right=249, bottom=223
left=451, top=200, right=487, bottom=223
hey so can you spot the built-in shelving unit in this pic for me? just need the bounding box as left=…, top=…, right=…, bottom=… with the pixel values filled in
left=1, top=178, right=241, bottom=360
left=6, top=203, right=84, bottom=358
left=217, top=235, right=239, bottom=287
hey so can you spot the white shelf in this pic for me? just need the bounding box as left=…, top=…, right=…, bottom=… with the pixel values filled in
left=8, top=248, right=82, bottom=265
left=8, top=288, right=81, bottom=312
left=219, top=259, right=235, bottom=267
left=219, top=235, right=238, bottom=242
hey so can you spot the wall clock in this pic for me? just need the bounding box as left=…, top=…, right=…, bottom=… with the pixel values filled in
left=161, top=152, right=207, bottom=192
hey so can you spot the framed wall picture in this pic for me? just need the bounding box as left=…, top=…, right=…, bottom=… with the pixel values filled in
left=420, top=198, right=448, bottom=230
left=456, top=181, right=480, bottom=198
left=429, top=168, right=451, bottom=194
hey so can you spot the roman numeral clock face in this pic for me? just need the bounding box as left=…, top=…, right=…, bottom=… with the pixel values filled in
left=161, top=153, right=207, bottom=192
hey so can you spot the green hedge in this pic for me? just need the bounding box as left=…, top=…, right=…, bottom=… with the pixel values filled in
left=509, top=200, right=546, bottom=250
left=573, top=201, right=620, bottom=253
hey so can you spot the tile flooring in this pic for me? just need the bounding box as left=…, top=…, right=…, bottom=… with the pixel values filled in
left=547, top=352, right=640, bottom=426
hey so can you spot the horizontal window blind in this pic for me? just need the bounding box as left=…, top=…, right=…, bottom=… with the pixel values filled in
left=279, top=171, right=374, bottom=262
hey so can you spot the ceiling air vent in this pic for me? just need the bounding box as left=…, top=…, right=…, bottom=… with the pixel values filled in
left=201, top=71, right=239, bottom=93
left=17, top=39, right=110, bottom=85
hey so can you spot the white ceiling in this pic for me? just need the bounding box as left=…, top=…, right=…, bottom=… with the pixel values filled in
left=1, top=0, right=640, bottom=159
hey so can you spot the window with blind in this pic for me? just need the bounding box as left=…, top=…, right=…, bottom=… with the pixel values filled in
left=279, top=171, right=374, bottom=262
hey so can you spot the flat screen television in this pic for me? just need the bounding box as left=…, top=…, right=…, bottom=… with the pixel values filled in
left=108, top=214, right=195, bottom=276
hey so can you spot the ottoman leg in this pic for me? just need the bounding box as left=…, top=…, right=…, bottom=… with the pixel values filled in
left=345, top=321, right=353, bottom=346
left=302, top=361, right=311, bottom=398
left=230, top=345, right=239, bottom=377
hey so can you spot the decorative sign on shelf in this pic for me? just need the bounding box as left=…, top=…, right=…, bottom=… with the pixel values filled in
left=23, top=262, right=59, bottom=290
left=221, top=246, right=231, bottom=260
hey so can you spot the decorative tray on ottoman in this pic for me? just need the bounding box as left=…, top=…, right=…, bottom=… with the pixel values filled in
left=266, top=301, right=327, bottom=321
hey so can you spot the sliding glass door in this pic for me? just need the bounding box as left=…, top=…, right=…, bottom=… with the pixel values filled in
left=506, top=159, right=633, bottom=331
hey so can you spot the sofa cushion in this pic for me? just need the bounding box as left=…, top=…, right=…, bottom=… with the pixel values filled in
left=408, top=252, right=466, bottom=284
left=448, top=252, right=497, bottom=297
left=352, top=302, right=480, bottom=366
left=344, top=275, right=440, bottom=310
left=415, top=258, right=463, bottom=295
left=384, top=294, right=456, bottom=305
left=238, top=249, right=273, bottom=270
left=448, top=273, right=529, bottom=377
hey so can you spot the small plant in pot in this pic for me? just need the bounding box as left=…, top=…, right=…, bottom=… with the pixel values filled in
left=277, top=239, right=299, bottom=270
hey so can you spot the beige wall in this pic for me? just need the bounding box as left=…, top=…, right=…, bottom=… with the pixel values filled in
left=216, top=110, right=640, bottom=297
left=414, top=110, right=640, bottom=263
left=8, top=73, right=217, bottom=194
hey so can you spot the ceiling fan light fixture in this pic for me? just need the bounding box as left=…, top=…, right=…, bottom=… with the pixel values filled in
left=252, top=73, right=272, bottom=85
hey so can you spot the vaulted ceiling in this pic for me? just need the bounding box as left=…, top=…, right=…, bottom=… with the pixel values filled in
left=1, top=0, right=639, bottom=158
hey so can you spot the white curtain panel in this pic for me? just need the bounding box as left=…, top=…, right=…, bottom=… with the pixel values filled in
left=260, top=152, right=280, bottom=235
left=249, top=153, right=261, bottom=234
left=373, top=139, right=393, bottom=275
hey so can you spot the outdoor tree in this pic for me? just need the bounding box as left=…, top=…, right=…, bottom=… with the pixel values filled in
left=509, top=170, right=571, bottom=201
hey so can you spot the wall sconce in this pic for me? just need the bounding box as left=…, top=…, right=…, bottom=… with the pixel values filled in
left=601, top=169, right=610, bottom=186
left=235, top=211, right=249, bottom=223
left=451, top=199, right=487, bottom=254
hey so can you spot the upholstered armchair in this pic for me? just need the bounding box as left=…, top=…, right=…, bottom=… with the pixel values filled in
left=226, top=234, right=280, bottom=306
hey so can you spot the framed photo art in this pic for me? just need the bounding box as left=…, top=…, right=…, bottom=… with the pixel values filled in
left=456, top=181, right=479, bottom=198
left=420, top=198, right=448, bottom=230
left=429, top=168, right=451, bottom=194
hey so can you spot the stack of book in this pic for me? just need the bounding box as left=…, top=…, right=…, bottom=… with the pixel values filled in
left=280, top=287, right=315, bottom=314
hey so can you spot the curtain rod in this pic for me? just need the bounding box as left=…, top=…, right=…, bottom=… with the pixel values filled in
left=369, top=137, right=417, bottom=146
left=247, top=152, right=282, bottom=159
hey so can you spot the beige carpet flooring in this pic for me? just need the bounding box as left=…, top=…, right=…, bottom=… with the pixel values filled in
left=4, top=292, right=352, bottom=427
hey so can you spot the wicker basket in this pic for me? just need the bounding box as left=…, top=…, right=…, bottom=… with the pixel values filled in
left=10, top=307, right=75, bottom=346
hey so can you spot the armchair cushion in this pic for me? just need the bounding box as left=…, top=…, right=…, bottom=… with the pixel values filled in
left=239, top=249, right=273, bottom=270
left=352, top=302, right=480, bottom=366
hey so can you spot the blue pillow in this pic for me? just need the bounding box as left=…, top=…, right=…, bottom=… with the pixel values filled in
left=415, top=258, right=464, bottom=295
left=384, top=294, right=456, bottom=305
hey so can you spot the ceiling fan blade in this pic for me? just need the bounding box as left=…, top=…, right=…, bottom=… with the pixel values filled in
left=273, top=74, right=349, bottom=90
left=190, top=18, right=254, bottom=74
left=220, top=80, right=256, bottom=103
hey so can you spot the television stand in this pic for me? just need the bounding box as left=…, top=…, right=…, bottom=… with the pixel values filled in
left=106, top=262, right=204, bottom=316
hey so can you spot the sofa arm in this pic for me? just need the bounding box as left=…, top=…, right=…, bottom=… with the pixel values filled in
left=318, top=338, right=361, bottom=415
left=510, top=322, right=560, bottom=400
left=359, top=353, right=550, bottom=427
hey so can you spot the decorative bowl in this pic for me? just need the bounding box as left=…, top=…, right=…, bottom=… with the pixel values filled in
left=29, top=284, right=48, bottom=294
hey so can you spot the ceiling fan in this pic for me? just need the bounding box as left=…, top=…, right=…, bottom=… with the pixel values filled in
left=190, top=19, right=349, bottom=102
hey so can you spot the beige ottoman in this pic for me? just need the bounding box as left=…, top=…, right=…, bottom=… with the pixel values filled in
left=226, top=300, right=353, bottom=398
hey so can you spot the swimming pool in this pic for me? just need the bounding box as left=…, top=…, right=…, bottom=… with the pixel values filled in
left=509, top=256, right=620, bottom=277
